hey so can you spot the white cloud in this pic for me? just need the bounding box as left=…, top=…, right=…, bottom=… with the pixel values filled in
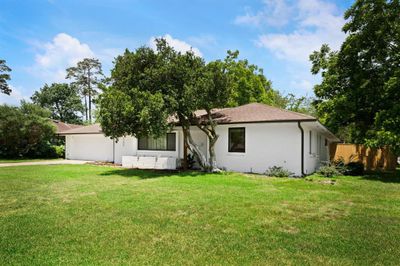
left=0, top=85, right=30, bottom=105
left=240, top=0, right=345, bottom=64
left=29, top=33, right=95, bottom=82
left=235, top=0, right=292, bottom=27
left=149, top=34, right=202, bottom=57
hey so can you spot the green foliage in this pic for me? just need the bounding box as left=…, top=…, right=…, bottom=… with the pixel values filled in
left=223, top=50, right=282, bottom=107
left=66, top=58, right=104, bottom=122
left=281, top=93, right=317, bottom=116
left=344, top=162, right=364, bottom=176
left=53, top=145, right=65, bottom=158
left=0, top=59, right=11, bottom=95
left=317, top=165, right=341, bottom=177
left=310, top=1, right=400, bottom=155
left=0, top=102, right=57, bottom=158
left=31, top=83, right=84, bottom=124
left=265, top=166, right=294, bottom=177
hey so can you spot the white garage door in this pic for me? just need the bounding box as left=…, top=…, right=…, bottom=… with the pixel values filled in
left=65, top=134, right=114, bottom=162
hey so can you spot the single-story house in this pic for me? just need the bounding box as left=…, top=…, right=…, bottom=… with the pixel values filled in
left=58, top=103, right=339, bottom=176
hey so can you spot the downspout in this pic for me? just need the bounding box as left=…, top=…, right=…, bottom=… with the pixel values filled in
left=112, top=139, right=115, bottom=163
left=297, top=121, right=305, bottom=176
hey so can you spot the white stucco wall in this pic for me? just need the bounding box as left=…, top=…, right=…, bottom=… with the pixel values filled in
left=66, top=131, right=182, bottom=164
left=114, top=136, right=136, bottom=164
left=64, top=122, right=332, bottom=175
left=302, top=123, right=331, bottom=174
left=213, top=122, right=302, bottom=175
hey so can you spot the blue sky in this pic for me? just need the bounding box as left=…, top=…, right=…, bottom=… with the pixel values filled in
left=0, top=0, right=353, bottom=105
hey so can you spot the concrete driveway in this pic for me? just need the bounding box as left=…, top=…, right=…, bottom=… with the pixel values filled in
left=0, top=160, right=93, bottom=167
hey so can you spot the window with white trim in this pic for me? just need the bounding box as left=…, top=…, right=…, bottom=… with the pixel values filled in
left=138, top=133, right=176, bottom=151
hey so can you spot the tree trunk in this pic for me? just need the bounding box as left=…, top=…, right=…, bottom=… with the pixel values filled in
left=182, top=128, right=188, bottom=170
left=88, top=70, right=92, bottom=123
left=186, top=128, right=209, bottom=170
left=180, top=119, right=210, bottom=171
left=194, top=110, right=221, bottom=172
left=208, top=136, right=220, bottom=172
left=84, top=95, right=88, bottom=121
left=88, top=90, right=92, bottom=123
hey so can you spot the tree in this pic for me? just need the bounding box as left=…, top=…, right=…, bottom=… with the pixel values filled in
left=310, top=0, right=400, bottom=154
left=98, top=39, right=210, bottom=169
left=31, top=83, right=84, bottom=124
left=99, top=39, right=285, bottom=171
left=0, top=59, right=11, bottom=95
left=282, top=93, right=316, bottom=116
left=191, top=58, right=232, bottom=171
left=66, top=58, right=104, bottom=122
left=0, top=102, right=56, bottom=158
left=223, top=50, right=280, bottom=107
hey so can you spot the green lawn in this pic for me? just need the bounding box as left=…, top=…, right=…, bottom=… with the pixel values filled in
left=0, top=158, right=62, bottom=163
left=0, top=165, right=399, bottom=265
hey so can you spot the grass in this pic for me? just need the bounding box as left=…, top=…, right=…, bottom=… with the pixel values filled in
left=0, top=165, right=399, bottom=265
left=0, top=158, right=62, bottom=163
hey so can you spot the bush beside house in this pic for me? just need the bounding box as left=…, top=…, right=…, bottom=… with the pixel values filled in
left=0, top=102, right=62, bottom=159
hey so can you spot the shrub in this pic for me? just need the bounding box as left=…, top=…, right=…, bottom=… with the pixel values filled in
left=0, top=102, right=56, bottom=158
left=331, top=158, right=347, bottom=174
left=54, top=145, right=65, bottom=158
left=317, top=165, right=341, bottom=177
left=344, top=162, right=364, bottom=176
left=265, top=166, right=294, bottom=177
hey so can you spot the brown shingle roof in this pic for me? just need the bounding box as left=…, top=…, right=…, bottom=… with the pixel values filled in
left=58, top=123, right=102, bottom=135
left=206, top=103, right=316, bottom=124
left=59, top=103, right=316, bottom=135
left=53, top=120, right=83, bottom=134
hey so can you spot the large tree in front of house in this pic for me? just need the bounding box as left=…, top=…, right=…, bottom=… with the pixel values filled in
left=310, top=0, right=400, bottom=154
left=31, top=83, right=85, bottom=124
left=66, top=58, right=104, bottom=123
left=98, top=39, right=213, bottom=169
left=0, top=59, right=12, bottom=95
left=99, top=39, right=287, bottom=171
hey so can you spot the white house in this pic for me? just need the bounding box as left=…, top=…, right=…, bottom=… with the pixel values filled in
left=58, top=103, right=339, bottom=176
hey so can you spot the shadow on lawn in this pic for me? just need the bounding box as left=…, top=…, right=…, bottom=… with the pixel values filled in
left=100, top=168, right=209, bottom=179
left=361, top=169, right=400, bottom=183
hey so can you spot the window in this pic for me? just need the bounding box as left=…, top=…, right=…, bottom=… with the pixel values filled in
left=138, top=133, right=176, bottom=151
left=229, top=127, right=245, bottom=153
left=309, top=131, right=312, bottom=154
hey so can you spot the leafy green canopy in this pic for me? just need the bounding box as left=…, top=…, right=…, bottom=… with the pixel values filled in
left=0, top=102, right=56, bottom=158
left=310, top=0, right=400, bottom=154
left=98, top=39, right=207, bottom=139
left=31, top=83, right=85, bottom=124
left=224, top=50, right=283, bottom=107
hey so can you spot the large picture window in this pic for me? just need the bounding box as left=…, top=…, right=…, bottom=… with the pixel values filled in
left=229, top=127, right=245, bottom=153
left=138, top=133, right=176, bottom=151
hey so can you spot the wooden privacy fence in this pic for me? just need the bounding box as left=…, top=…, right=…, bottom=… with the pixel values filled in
left=329, top=143, right=398, bottom=171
